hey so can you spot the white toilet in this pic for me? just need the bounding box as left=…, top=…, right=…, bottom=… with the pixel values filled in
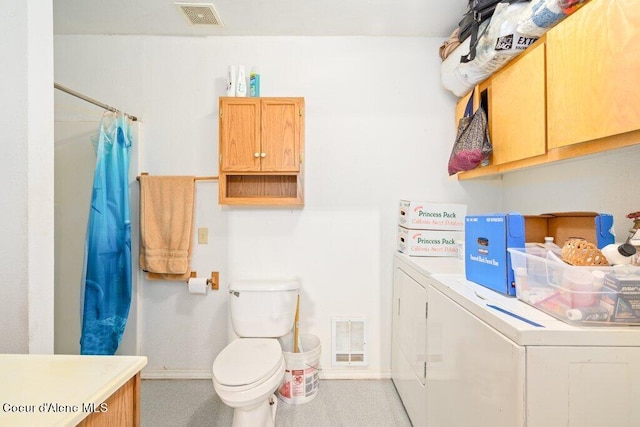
left=212, top=280, right=300, bottom=427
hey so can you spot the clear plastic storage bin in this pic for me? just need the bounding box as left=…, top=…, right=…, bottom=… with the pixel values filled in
left=508, top=248, right=640, bottom=326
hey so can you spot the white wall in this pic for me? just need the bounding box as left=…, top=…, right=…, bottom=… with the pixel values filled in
left=1, top=0, right=54, bottom=354
left=1, top=0, right=28, bottom=354
left=501, top=146, right=640, bottom=238
left=55, top=34, right=500, bottom=377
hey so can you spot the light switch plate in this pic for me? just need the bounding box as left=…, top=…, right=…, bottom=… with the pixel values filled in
left=197, top=227, right=208, bottom=244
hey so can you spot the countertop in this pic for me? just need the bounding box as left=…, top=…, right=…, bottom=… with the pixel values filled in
left=0, top=354, right=147, bottom=426
left=394, top=251, right=640, bottom=347
left=431, top=274, right=640, bottom=347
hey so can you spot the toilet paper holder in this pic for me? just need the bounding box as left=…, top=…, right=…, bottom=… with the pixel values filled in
left=188, top=271, right=219, bottom=290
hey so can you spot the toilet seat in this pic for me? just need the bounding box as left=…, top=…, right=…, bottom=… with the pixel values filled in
left=212, top=338, right=283, bottom=391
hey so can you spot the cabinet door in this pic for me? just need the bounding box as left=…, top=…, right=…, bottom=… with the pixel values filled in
left=392, top=267, right=428, bottom=427
left=391, top=267, right=403, bottom=379
left=547, top=0, right=640, bottom=149
left=527, top=346, right=640, bottom=426
left=427, top=285, right=526, bottom=427
left=220, top=98, right=261, bottom=172
left=490, top=42, right=546, bottom=164
left=398, top=271, right=427, bottom=385
left=261, top=98, right=301, bottom=172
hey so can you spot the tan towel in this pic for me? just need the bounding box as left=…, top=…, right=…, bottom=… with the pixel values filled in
left=139, top=175, right=195, bottom=281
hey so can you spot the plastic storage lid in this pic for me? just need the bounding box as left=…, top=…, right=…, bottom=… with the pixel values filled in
left=212, top=339, right=283, bottom=386
left=229, top=280, right=300, bottom=292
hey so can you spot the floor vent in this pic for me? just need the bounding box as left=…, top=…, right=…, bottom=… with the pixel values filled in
left=332, top=317, right=368, bottom=367
left=175, top=2, right=224, bottom=26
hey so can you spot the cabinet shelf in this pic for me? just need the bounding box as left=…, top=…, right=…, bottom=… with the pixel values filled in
left=220, top=173, right=303, bottom=205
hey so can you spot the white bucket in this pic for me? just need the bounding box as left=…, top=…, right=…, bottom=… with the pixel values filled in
left=277, top=333, right=321, bottom=404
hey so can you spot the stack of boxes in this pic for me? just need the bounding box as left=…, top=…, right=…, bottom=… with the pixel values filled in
left=397, top=200, right=466, bottom=257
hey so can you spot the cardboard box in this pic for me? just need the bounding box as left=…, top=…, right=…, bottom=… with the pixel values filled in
left=465, top=213, right=525, bottom=295
left=397, top=226, right=463, bottom=257
left=600, top=288, right=640, bottom=323
left=601, top=272, right=640, bottom=323
left=398, top=200, right=466, bottom=231
left=603, top=271, right=640, bottom=293
left=523, top=212, right=614, bottom=249
left=466, top=212, right=615, bottom=296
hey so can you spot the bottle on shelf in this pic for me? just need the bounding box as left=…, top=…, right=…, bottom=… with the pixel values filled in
left=249, top=67, right=260, bottom=97
left=543, top=236, right=561, bottom=250
left=526, top=236, right=561, bottom=252
left=236, top=65, right=247, bottom=97
left=226, top=65, right=236, bottom=97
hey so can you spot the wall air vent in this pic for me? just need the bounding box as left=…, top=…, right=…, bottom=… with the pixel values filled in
left=331, top=317, right=368, bottom=367
left=175, top=2, right=224, bottom=26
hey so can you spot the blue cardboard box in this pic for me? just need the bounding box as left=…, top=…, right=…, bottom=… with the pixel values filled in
left=465, top=212, right=615, bottom=296
left=465, top=213, right=525, bottom=296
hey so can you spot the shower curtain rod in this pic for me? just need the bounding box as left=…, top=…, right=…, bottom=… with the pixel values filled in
left=54, top=82, right=139, bottom=122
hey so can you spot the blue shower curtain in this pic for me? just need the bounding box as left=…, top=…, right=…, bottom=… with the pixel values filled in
left=80, top=113, right=132, bottom=355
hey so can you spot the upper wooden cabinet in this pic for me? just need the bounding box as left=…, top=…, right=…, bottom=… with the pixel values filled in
left=220, top=98, right=261, bottom=172
left=490, top=42, right=546, bottom=164
left=220, top=98, right=302, bottom=173
left=546, top=0, right=640, bottom=149
left=219, top=97, right=305, bottom=205
left=457, top=0, right=640, bottom=180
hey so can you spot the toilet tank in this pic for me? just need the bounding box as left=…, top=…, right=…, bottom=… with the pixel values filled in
left=228, top=280, right=300, bottom=338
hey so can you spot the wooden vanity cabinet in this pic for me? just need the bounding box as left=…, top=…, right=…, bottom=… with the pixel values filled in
left=78, top=374, right=140, bottom=427
left=219, top=97, right=304, bottom=205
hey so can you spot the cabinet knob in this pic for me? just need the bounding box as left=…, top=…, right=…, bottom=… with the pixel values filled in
left=254, top=152, right=260, bottom=158
left=260, top=152, right=266, bottom=158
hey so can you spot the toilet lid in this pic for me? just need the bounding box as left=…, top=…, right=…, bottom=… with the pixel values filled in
left=212, top=339, right=283, bottom=387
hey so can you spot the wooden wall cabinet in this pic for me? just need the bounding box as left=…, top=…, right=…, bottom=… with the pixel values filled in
left=456, top=0, right=640, bottom=180
left=546, top=0, right=640, bottom=149
left=489, top=42, right=546, bottom=165
left=219, top=97, right=304, bottom=205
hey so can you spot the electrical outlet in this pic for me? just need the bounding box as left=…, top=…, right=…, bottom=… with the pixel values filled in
left=197, top=227, right=208, bottom=244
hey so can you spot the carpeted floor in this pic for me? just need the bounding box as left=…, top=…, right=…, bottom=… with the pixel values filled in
left=141, top=379, right=412, bottom=427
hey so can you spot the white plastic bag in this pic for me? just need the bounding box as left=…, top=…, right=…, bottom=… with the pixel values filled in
left=461, top=2, right=537, bottom=79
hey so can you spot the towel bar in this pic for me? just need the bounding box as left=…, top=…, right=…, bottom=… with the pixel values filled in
left=136, top=172, right=219, bottom=181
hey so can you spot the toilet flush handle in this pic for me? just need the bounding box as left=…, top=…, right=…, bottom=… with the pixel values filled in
left=229, top=290, right=240, bottom=297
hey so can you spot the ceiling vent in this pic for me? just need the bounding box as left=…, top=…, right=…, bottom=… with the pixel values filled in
left=175, top=2, right=224, bottom=26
